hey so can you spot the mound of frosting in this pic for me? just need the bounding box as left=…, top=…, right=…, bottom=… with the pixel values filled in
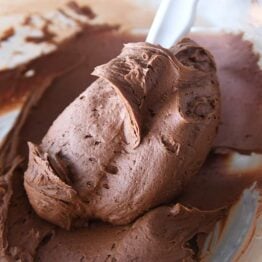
left=24, top=39, right=220, bottom=229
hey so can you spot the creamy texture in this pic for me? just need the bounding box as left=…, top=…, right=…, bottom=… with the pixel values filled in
left=36, top=204, right=225, bottom=261
left=24, top=39, right=219, bottom=229
left=1, top=5, right=262, bottom=260
left=0, top=11, right=149, bottom=261
left=0, top=18, right=222, bottom=260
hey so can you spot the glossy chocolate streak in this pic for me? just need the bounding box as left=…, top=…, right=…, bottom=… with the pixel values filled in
left=0, top=25, right=118, bottom=114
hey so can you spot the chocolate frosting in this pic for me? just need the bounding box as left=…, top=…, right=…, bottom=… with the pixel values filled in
left=24, top=39, right=220, bottom=229
left=36, top=204, right=225, bottom=262
left=1, top=25, right=260, bottom=261
left=5, top=5, right=260, bottom=260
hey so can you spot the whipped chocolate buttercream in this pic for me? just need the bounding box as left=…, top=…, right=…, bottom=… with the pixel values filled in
left=24, top=39, right=220, bottom=229
left=2, top=3, right=261, bottom=260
